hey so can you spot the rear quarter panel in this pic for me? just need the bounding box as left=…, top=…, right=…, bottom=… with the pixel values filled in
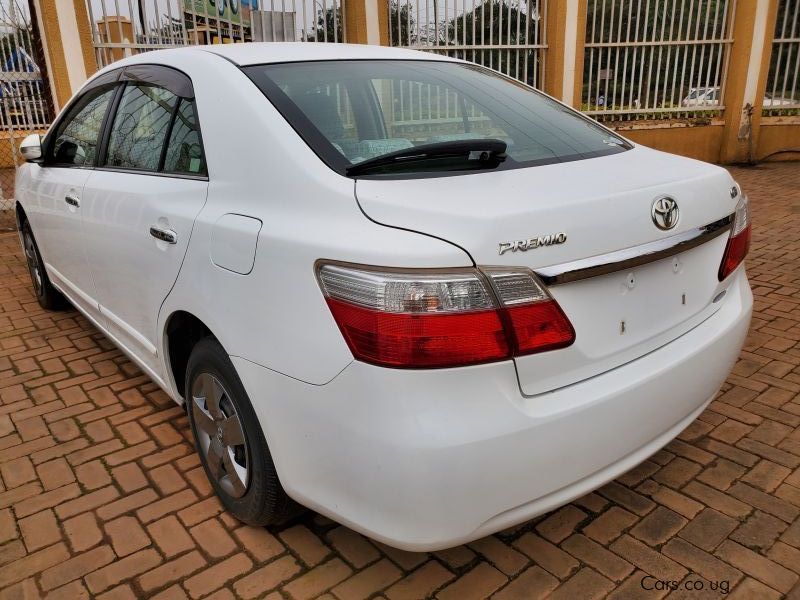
left=158, top=53, right=472, bottom=390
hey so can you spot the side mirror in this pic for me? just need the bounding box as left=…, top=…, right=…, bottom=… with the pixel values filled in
left=19, top=134, right=43, bottom=163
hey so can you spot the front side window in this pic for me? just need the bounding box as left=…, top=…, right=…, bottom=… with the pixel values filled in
left=245, top=60, right=629, bottom=177
left=105, top=84, right=178, bottom=171
left=48, top=85, right=116, bottom=166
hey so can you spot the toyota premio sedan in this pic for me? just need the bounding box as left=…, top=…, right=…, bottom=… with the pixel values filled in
left=14, top=43, right=752, bottom=551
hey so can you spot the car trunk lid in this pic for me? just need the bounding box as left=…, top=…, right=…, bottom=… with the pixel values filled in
left=354, top=146, right=740, bottom=395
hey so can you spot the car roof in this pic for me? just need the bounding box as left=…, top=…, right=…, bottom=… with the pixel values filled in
left=193, top=42, right=459, bottom=66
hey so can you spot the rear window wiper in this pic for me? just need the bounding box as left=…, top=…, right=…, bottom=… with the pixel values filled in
left=345, top=139, right=507, bottom=177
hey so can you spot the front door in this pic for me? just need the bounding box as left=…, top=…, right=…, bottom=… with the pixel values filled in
left=27, top=83, right=118, bottom=315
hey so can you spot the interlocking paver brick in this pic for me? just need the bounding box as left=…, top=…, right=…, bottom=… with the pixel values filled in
left=610, top=535, right=688, bottom=581
left=678, top=508, right=739, bottom=552
left=74, top=460, right=112, bottom=490
left=513, top=533, right=579, bottom=578
left=231, top=525, right=284, bottom=563
left=716, top=539, right=799, bottom=594
left=63, top=512, right=102, bottom=553
left=727, top=577, right=783, bottom=600
left=182, top=552, right=253, bottom=599
left=110, top=462, right=148, bottom=493
left=561, top=534, right=634, bottom=582
left=536, top=505, right=588, bottom=544
left=190, top=517, right=236, bottom=558
left=0, top=163, right=799, bottom=598
left=0, top=457, right=35, bottom=488
left=384, top=561, right=454, bottom=600
left=730, top=510, right=787, bottom=551
left=326, top=526, right=380, bottom=569
left=36, top=457, right=75, bottom=490
left=137, top=550, right=206, bottom=594
left=662, top=538, right=743, bottom=585
left=330, top=558, right=402, bottom=599
left=629, top=506, right=688, bottom=546
left=742, top=459, right=792, bottom=492
left=234, top=555, right=302, bottom=599
left=105, top=516, right=151, bottom=557
left=38, top=545, right=115, bottom=591
left=646, top=484, right=704, bottom=519
left=84, top=548, right=162, bottom=594
left=279, top=524, right=332, bottom=567
left=0, top=509, right=16, bottom=544
left=468, top=535, right=528, bottom=576
left=434, top=545, right=475, bottom=569
left=18, top=509, right=61, bottom=552
left=582, top=506, right=639, bottom=544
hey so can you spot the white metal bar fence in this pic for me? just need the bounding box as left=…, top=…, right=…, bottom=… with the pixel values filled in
left=765, top=0, right=800, bottom=116
left=583, top=0, right=735, bottom=122
left=86, top=0, right=346, bottom=68
left=388, top=0, right=547, bottom=89
left=0, top=0, right=52, bottom=213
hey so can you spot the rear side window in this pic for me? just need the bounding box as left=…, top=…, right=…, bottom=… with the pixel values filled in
left=48, top=85, right=116, bottom=166
left=105, top=84, right=178, bottom=171
left=162, top=99, right=206, bottom=175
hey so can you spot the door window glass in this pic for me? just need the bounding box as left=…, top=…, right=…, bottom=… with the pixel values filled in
left=48, top=85, right=116, bottom=166
left=162, top=99, right=206, bottom=175
left=105, top=84, right=177, bottom=171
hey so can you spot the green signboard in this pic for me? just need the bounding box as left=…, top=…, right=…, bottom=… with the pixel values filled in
left=183, top=0, right=245, bottom=26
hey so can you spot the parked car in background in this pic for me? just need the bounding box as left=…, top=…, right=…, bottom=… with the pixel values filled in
left=15, top=43, right=752, bottom=550
left=682, top=85, right=796, bottom=108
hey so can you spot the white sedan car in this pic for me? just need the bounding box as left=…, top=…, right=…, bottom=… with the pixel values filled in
left=15, top=43, right=752, bottom=551
left=682, top=85, right=796, bottom=108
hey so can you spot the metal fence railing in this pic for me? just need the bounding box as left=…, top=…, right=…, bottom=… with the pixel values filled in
left=765, top=0, right=799, bottom=116
left=582, top=0, right=735, bottom=123
left=0, top=0, right=53, bottom=227
left=388, top=0, right=547, bottom=89
left=86, top=0, right=346, bottom=68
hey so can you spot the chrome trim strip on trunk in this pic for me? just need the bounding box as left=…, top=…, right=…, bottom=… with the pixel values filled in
left=535, top=214, right=734, bottom=286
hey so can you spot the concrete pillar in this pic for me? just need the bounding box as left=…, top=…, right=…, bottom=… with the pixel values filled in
left=719, top=0, right=780, bottom=163
left=31, top=0, right=97, bottom=110
left=344, top=0, right=389, bottom=45
left=95, top=16, right=136, bottom=65
left=543, top=0, right=586, bottom=106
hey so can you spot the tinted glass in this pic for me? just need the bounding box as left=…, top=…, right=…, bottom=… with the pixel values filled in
left=163, top=99, right=206, bottom=175
left=49, top=85, right=116, bottom=166
left=245, top=60, right=629, bottom=176
left=105, top=84, right=177, bottom=171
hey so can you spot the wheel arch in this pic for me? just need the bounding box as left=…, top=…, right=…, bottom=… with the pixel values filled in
left=164, top=310, right=218, bottom=401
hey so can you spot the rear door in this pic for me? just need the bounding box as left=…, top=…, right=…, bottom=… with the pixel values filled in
left=80, top=65, right=208, bottom=374
left=26, top=80, right=119, bottom=315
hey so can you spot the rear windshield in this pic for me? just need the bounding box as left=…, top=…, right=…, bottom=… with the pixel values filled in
left=244, top=60, right=630, bottom=178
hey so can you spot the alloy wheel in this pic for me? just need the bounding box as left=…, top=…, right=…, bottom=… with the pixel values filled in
left=191, top=372, right=250, bottom=498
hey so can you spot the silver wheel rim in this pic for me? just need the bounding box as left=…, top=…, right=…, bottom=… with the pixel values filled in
left=23, top=231, right=42, bottom=295
left=191, top=373, right=250, bottom=498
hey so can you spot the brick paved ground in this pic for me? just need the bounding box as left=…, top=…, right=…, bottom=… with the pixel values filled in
left=0, top=162, right=799, bottom=599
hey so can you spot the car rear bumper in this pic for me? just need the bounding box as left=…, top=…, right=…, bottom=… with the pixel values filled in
left=233, top=268, right=752, bottom=551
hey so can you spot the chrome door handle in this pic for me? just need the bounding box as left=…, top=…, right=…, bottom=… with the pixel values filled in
left=64, top=194, right=80, bottom=208
left=149, top=226, right=177, bottom=244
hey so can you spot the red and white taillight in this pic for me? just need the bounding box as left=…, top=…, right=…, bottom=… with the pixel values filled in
left=317, top=263, right=574, bottom=368
left=718, top=190, right=751, bottom=281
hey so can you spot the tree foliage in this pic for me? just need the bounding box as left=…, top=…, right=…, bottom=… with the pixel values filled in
left=305, top=7, right=343, bottom=42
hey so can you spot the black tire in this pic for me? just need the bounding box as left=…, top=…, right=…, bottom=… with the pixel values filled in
left=21, top=220, right=66, bottom=310
left=186, top=337, right=300, bottom=525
